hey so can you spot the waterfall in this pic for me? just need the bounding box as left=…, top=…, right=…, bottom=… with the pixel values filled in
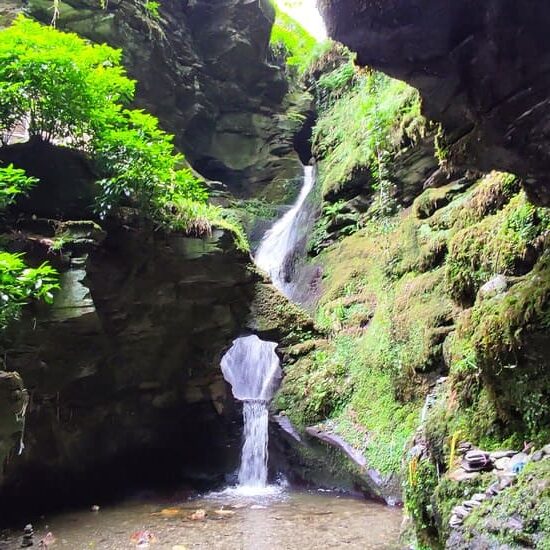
left=221, top=335, right=281, bottom=487
left=221, top=166, right=316, bottom=489
left=255, top=165, right=316, bottom=301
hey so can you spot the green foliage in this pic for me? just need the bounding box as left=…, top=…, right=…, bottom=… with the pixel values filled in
left=93, top=107, right=207, bottom=220
left=403, top=457, right=439, bottom=545
left=312, top=71, right=423, bottom=196
left=0, top=15, right=133, bottom=144
left=0, top=164, right=38, bottom=209
left=0, top=252, right=58, bottom=328
left=0, top=17, right=236, bottom=239
left=0, top=163, right=58, bottom=328
left=144, top=0, right=160, bottom=19
left=270, top=6, right=318, bottom=74
left=445, top=192, right=550, bottom=303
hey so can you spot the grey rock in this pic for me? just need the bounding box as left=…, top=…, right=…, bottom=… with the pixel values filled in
left=494, top=457, right=511, bottom=471
left=478, top=275, right=508, bottom=299
left=531, top=450, right=544, bottom=462
left=463, top=499, right=481, bottom=510
left=449, top=514, right=463, bottom=529
left=452, top=505, right=470, bottom=519
left=490, top=450, right=517, bottom=460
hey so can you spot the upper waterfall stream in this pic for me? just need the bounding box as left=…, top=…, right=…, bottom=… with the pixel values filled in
left=255, top=165, right=316, bottom=301
left=221, top=166, right=316, bottom=491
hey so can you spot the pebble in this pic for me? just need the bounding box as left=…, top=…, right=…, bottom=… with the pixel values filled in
left=449, top=515, right=463, bottom=528
left=531, top=450, right=544, bottom=462
left=471, top=493, right=487, bottom=502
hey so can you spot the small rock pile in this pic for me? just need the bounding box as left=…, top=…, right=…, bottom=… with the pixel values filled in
left=448, top=443, right=550, bottom=529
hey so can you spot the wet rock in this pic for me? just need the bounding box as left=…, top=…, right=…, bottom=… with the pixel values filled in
left=0, top=371, right=28, bottom=478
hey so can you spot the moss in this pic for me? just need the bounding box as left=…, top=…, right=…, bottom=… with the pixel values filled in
left=275, top=340, right=353, bottom=426
left=445, top=191, right=549, bottom=304
left=248, top=281, right=316, bottom=344
left=449, top=250, right=550, bottom=439
left=428, top=171, right=520, bottom=232
left=413, top=180, right=470, bottom=220
left=462, top=460, right=550, bottom=548
left=403, top=457, right=440, bottom=547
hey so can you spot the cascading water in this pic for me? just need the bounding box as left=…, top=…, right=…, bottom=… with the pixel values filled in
left=221, top=165, right=316, bottom=490
left=221, top=335, right=281, bottom=487
left=255, top=165, right=316, bottom=301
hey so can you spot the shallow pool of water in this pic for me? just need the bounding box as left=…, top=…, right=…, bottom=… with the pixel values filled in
left=0, top=487, right=402, bottom=549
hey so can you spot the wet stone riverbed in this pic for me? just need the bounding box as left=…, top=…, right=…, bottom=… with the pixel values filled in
left=0, top=487, right=402, bottom=549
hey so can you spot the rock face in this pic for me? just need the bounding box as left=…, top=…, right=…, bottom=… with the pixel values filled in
left=318, top=0, right=550, bottom=205
left=24, top=0, right=302, bottom=198
left=0, top=216, right=258, bottom=517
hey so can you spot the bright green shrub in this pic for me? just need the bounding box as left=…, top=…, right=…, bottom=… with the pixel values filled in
left=0, top=16, right=230, bottom=239
left=270, top=6, right=317, bottom=73
left=0, top=252, right=58, bottom=328
left=0, top=15, right=133, bottom=144
left=0, top=164, right=58, bottom=328
left=93, top=108, right=207, bottom=219
left=0, top=164, right=38, bottom=209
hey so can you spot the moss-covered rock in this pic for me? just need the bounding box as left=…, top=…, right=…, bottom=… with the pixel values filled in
left=450, top=460, right=550, bottom=549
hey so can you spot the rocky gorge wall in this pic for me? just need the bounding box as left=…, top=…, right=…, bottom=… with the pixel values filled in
left=21, top=0, right=306, bottom=200
left=318, top=0, right=550, bottom=207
